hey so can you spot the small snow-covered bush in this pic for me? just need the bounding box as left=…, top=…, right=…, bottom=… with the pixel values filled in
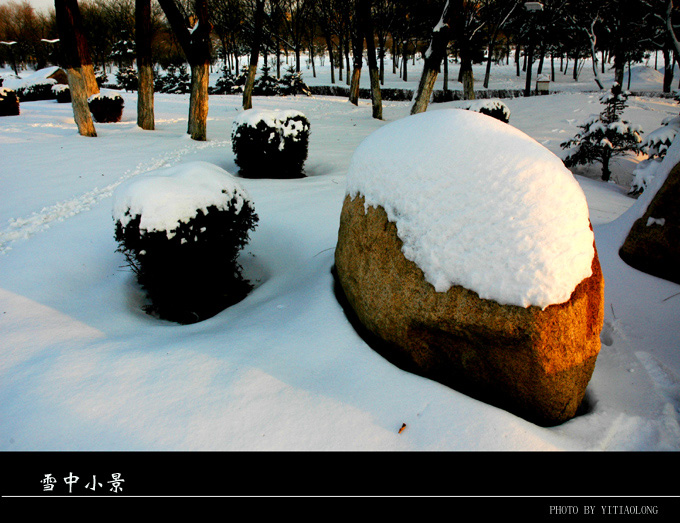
left=628, top=111, right=680, bottom=196
left=52, top=84, right=71, bottom=103
left=628, top=158, right=659, bottom=197
left=232, top=108, right=310, bottom=178
left=113, top=161, right=259, bottom=324
left=210, top=67, right=246, bottom=95
left=277, top=66, right=311, bottom=97
left=154, top=65, right=190, bottom=94
left=460, top=99, right=510, bottom=123
left=253, top=63, right=279, bottom=96
left=116, top=66, right=138, bottom=91
left=0, top=87, right=20, bottom=116
left=640, top=115, right=680, bottom=160
left=16, top=79, right=57, bottom=101
left=88, top=93, right=124, bottom=123
left=561, top=83, right=642, bottom=181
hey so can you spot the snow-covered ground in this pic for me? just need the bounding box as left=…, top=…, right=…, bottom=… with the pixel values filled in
left=1, top=57, right=679, bottom=452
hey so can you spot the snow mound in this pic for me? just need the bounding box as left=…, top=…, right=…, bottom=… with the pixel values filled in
left=346, top=109, right=595, bottom=309
left=112, top=161, right=252, bottom=236
left=1, top=66, right=62, bottom=90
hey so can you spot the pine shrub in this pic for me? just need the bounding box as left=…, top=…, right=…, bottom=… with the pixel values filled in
left=94, top=66, right=108, bottom=88
left=88, top=93, right=124, bottom=123
left=253, top=63, right=279, bottom=96
left=0, top=87, right=20, bottom=116
left=231, top=108, right=310, bottom=178
left=460, top=99, right=510, bottom=123
left=278, top=66, right=311, bottom=97
left=52, top=84, right=71, bottom=103
left=561, top=83, right=643, bottom=181
left=16, top=79, right=57, bottom=101
left=113, top=162, right=259, bottom=324
left=116, top=66, right=138, bottom=91
left=210, top=67, right=246, bottom=94
left=154, top=65, right=190, bottom=94
left=629, top=96, right=680, bottom=196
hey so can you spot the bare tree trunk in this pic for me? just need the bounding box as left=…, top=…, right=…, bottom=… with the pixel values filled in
left=411, top=0, right=452, bottom=114
left=323, top=30, right=335, bottom=84
left=244, top=0, right=265, bottom=109
left=483, top=41, right=493, bottom=88
left=666, top=0, right=680, bottom=57
left=54, top=0, right=96, bottom=137
left=358, top=0, right=382, bottom=119
left=663, top=47, right=674, bottom=92
left=188, top=62, right=209, bottom=139
left=586, top=17, right=604, bottom=90
left=136, top=0, right=154, bottom=130
left=159, top=0, right=212, bottom=140
left=349, top=0, right=364, bottom=106
left=460, top=46, right=474, bottom=100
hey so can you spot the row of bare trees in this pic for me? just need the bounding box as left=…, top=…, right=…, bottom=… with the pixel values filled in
left=5, top=0, right=680, bottom=140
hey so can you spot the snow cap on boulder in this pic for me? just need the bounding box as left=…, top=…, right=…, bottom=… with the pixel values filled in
left=346, top=108, right=595, bottom=309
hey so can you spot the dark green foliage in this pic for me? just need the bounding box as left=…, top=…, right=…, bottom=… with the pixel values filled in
left=53, top=85, right=71, bottom=103
left=561, top=83, right=642, bottom=181
left=154, top=65, right=190, bottom=94
left=115, top=66, right=138, bottom=91
left=462, top=99, right=510, bottom=123
left=278, top=66, right=311, bottom=97
left=232, top=111, right=310, bottom=179
left=253, top=63, right=279, bottom=96
left=94, top=66, right=108, bottom=88
left=210, top=66, right=247, bottom=95
left=477, top=105, right=509, bottom=123
left=88, top=93, right=124, bottom=123
left=16, top=81, right=56, bottom=101
left=114, top=198, right=259, bottom=324
left=0, top=88, right=20, bottom=116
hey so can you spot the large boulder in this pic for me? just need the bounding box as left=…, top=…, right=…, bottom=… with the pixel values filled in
left=335, top=109, right=604, bottom=425
left=619, top=161, right=680, bottom=284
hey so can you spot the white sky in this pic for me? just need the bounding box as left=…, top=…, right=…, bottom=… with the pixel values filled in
left=0, top=0, right=54, bottom=13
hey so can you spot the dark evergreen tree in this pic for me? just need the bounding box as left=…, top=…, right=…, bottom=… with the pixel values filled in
left=561, top=83, right=643, bottom=181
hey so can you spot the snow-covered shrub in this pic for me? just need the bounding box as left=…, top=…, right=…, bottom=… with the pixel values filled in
left=640, top=115, right=680, bottom=161
left=88, top=93, right=124, bottom=123
left=277, top=66, right=311, bottom=97
left=116, top=66, right=138, bottom=91
left=253, top=63, right=279, bottom=96
left=94, top=66, right=108, bottom=88
left=628, top=111, right=680, bottom=196
left=16, top=79, right=57, bottom=101
left=561, top=83, right=643, bottom=181
left=52, top=84, right=71, bottom=103
left=231, top=108, right=310, bottom=178
left=628, top=158, right=660, bottom=197
left=113, top=161, right=259, bottom=324
left=460, top=99, right=510, bottom=123
left=0, top=87, right=20, bottom=116
left=154, top=65, right=190, bottom=94
left=210, top=67, right=246, bottom=95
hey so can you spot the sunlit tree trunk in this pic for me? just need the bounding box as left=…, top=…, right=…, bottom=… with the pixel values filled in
left=358, top=0, right=382, bottom=119
left=54, top=0, right=96, bottom=137
left=349, top=0, right=364, bottom=106
left=136, top=0, right=154, bottom=130
left=243, top=0, right=265, bottom=110
left=411, top=0, right=452, bottom=114
left=158, top=0, right=212, bottom=140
